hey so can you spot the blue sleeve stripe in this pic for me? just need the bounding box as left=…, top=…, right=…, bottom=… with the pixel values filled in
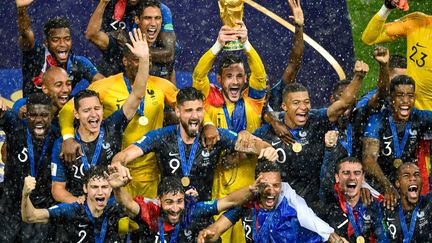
left=248, top=87, right=266, bottom=100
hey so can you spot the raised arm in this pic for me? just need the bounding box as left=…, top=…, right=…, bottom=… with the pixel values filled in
left=362, top=137, right=398, bottom=210
left=52, top=182, right=84, bottom=204
left=327, top=61, right=368, bottom=122
left=21, top=176, right=50, bottom=223
left=192, top=25, right=237, bottom=97
left=282, top=0, right=304, bottom=84
left=216, top=176, right=261, bottom=212
left=85, top=0, right=110, bottom=50
left=106, top=165, right=140, bottom=217
left=368, top=46, right=390, bottom=109
left=16, top=0, right=35, bottom=51
left=121, top=28, right=150, bottom=120
left=111, top=144, right=144, bottom=167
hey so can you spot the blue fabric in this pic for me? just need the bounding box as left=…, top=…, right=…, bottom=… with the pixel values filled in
left=161, top=3, right=174, bottom=32
left=248, top=86, right=267, bottom=100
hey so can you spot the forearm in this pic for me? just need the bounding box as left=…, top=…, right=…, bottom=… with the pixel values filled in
left=21, top=192, right=49, bottom=223
left=149, top=32, right=176, bottom=63
left=282, top=25, right=304, bottom=84
left=369, top=62, right=390, bottom=108
left=113, top=187, right=139, bottom=217
left=17, top=6, right=34, bottom=50
left=245, top=42, right=266, bottom=90
left=361, top=5, right=393, bottom=45
left=217, top=187, right=251, bottom=212
left=340, top=75, right=362, bottom=107
left=362, top=139, right=392, bottom=188
left=85, top=0, right=109, bottom=49
left=52, top=187, right=79, bottom=204
left=124, top=58, right=149, bottom=120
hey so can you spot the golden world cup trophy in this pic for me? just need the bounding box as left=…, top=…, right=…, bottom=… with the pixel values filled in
left=218, top=0, right=244, bottom=51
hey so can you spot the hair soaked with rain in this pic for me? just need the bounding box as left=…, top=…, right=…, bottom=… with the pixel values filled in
left=157, top=177, right=185, bottom=197
left=217, top=54, right=244, bottom=76
left=255, top=159, right=281, bottom=177
left=176, top=87, right=205, bottom=106
left=43, top=17, right=71, bottom=38
left=135, top=0, right=161, bottom=17
left=74, top=89, right=101, bottom=110
left=82, top=165, right=109, bottom=186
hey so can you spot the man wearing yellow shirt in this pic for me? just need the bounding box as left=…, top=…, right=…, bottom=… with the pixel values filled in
left=58, top=36, right=177, bottom=200
left=362, top=0, right=432, bottom=111
left=193, top=19, right=266, bottom=242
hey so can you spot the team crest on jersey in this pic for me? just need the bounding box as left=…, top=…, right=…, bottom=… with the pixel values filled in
left=299, top=130, right=307, bottom=138
left=202, top=150, right=210, bottom=157
left=409, top=129, right=418, bottom=136
left=103, top=142, right=113, bottom=159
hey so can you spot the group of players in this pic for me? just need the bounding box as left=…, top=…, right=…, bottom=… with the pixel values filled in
left=1, top=0, right=432, bottom=242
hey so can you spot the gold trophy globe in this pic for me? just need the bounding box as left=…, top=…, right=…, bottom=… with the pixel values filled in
left=218, top=0, right=245, bottom=51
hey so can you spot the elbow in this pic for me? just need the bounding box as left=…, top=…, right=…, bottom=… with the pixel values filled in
left=84, top=30, right=97, bottom=41
left=361, top=32, right=376, bottom=46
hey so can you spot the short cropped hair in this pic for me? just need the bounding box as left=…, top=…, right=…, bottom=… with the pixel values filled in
left=74, top=89, right=101, bottom=110
left=390, top=75, right=415, bottom=94
left=82, top=166, right=108, bottom=186
left=26, top=93, right=53, bottom=108
left=217, top=54, right=244, bottom=76
left=157, top=177, right=185, bottom=197
left=176, top=87, right=205, bottom=106
left=43, top=17, right=71, bottom=38
left=335, top=157, right=363, bottom=174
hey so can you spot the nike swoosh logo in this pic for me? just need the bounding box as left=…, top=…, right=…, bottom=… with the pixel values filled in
left=116, top=98, right=126, bottom=102
left=78, top=224, right=87, bottom=227
left=272, top=140, right=281, bottom=146
left=416, top=42, right=426, bottom=48
left=383, top=135, right=393, bottom=140
left=169, top=152, right=179, bottom=156
left=387, top=218, right=396, bottom=221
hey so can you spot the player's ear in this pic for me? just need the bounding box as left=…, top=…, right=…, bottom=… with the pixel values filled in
left=83, top=184, right=88, bottom=194
left=175, top=105, right=180, bottom=118
left=395, top=180, right=400, bottom=189
left=216, top=74, right=222, bottom=85
left=334, top=174, right=340, bottom=184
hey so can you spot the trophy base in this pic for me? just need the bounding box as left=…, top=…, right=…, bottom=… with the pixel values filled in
left=223, top=39, right=244, bottom=51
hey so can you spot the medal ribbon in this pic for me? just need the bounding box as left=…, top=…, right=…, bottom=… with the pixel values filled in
left=84, top=202, right=108, bottom=243
left=338, top=123, right=353, bottom=156
left=158, top=217, right=181, bottom=243
left=388, top=115, right=412, bottom=159
left=177, top=126, right=200, bottom=178
left=75, top=128, right=105, bottom=170
left=124, top=75, right=145, bottom=116
left=345, top=201, right=364, bottom=237
left=222, top=98, right=246, bottom=133
left=252, top=202, right=277, bottom=242
left=399, top=199, right=421, bottom=243
left=26, top=129, right=51, bottom=177
left=281, top=117, right=302, bottom=144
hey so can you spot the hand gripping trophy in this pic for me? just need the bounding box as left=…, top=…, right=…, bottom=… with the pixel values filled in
left=218, top=0, right=245, bottom=51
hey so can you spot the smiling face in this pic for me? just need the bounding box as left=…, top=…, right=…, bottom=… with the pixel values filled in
left=45, top=28, right=72, bottom=64
left=136, top=6, right=162, bottom=45
left=159, top=192, right=185, bottom=225
left=257, top=171, right=282, bottom=210
left=218, top=63, right=246, bottom=103
left=335, top=161, right=364, bottom=201
left=391, top=84, right=415, bottom=122
left=396, top=163, right=422, bottom=207
left=74, top=96, right=103, bottom=135
left=27, top=104, right=53, bottom=140
left=175, top=99, right=204, bottom=139
left=282, top=91, right=311, bottom=128
left=42, top=67, right=72, bottom=109
left=83, top=177, right=112, bottom=212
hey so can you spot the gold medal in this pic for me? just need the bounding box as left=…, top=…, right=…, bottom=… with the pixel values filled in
left=292, top=142, right=302, bottom=153
left=356, top=236, right=365, bottom=243
left=393, top=158, right=403, bottom=168
left=181, top=177, right=190, bottom=187
left=138, top=116, right=148, bottom=126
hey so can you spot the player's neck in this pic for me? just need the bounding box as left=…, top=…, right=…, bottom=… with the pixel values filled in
left=179, top=126, right=197, bottom=144
left=87, top=200, right=104, bottom=218
left=283, top=115, right=298, bottom=130
left=344, top=193, right=360, bottom=208
left=77, top=125, right=100, bottom=142
left=401, top=197, right=416, bottom=211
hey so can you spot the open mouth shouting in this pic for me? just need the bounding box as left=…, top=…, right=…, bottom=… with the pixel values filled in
left=398, top=105, right=411, bottom=119
left=146, top=26, right=158, bottom=42
left=407, top=184, right=419, bottom=203
left=88, top=118, right=101, bottom=131
left=55, top=49, right=69, bottom=63
left=33, top=124, right=47, bottom=137
left=94, top=196, right=106, bottom=208
left=344, top=181, right=359, bottom=197
left=187, top=120, right=200, bottom=137
left=295, top=112, right=308, bottom=124
left=57, top=95, right=69, bottom=106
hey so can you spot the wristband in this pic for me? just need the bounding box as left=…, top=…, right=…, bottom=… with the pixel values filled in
left=378, top=4, right=393, bottom=19
left=243, top=40, right=252, bottom=52
left=62, top=134, right=75, bottom=140
left=211, top=41, right=224, bottom=55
